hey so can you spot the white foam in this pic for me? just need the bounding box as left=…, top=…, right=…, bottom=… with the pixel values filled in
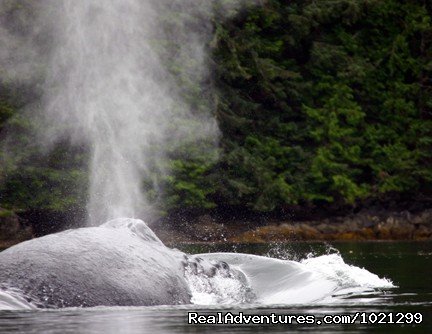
left=192, top=252, right=394, bottom=306
left=0, top=289, right=36, bottom=310
left=184, top=266, right=252, bottom=305
left=301, top=253, right=394, bottom=289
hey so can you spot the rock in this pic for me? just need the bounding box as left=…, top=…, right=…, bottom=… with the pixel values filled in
left=226, top=209, right=432, bottom=242
left=298, top=224, right=320, bottom=240
left=374, top=223, right=392, bottom=239
left=229, top=230, right=265, bottom=243
left=359, top=227, right=376, bottom=239
left=186, top=215, right=226, bottom=241
left=411, top=209, right=432, bottom=226
left=413, top=225, right=432, bottom=240
left=344, top=220, right=361, bottom=232
left=336, top=232, right=362, bottom=241
left=315, top=223, right=341, bottom=234
left=257, top=225, right=296, bottom=241
left=362, top=219, right=376, bottom=228
left=279, top=224, right=302, bottom=240
left=390, top=221, right=415, bottom=239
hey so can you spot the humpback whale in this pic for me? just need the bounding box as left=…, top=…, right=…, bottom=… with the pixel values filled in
left=0, top=218, right=394, bottom=309
left=0, top=218, right=241, bottom=308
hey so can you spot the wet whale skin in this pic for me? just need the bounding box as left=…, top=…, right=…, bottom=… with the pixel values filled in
left=0, top=219, right=191, bottom=308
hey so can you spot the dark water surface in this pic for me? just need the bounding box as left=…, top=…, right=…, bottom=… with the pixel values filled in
left=0, top=241, right=431, bottom=333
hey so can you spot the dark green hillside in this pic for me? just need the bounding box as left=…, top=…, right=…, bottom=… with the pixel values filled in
left=0, top=0, right=431, bottom=228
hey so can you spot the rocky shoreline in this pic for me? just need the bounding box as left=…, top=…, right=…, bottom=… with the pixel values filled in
left=153, top=209, right=432, bottom=244
left=1, top=208, right=431, bottom=248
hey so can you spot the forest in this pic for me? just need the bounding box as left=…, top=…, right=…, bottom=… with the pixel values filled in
left=0, top=0, right=431, bottom=231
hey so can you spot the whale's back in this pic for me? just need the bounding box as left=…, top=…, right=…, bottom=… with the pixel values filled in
left=0, top=219, right=190, bottom=308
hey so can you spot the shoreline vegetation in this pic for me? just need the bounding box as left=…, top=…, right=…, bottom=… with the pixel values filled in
left=1, top=0, right=431, bottom=244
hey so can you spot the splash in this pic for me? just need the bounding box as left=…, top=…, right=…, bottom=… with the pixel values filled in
left=0, top=288, right=36, bottom=310
left=184, top=261, right=254, bottom=305
left=190, top=252, right=394, bottom=306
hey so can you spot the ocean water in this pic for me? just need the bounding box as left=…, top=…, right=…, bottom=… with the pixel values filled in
left=0, top=241, right=430, bottom=333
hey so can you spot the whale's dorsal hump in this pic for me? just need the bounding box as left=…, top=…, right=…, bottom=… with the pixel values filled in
left=102, top=218, right=164, bottom=245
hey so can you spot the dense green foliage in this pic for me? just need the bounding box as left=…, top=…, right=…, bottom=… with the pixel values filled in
left=213, top=0, right=432, bottom=213
left=0, top=0, right=431, bottom=220
left=0, top=87, right=88, bottom=213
